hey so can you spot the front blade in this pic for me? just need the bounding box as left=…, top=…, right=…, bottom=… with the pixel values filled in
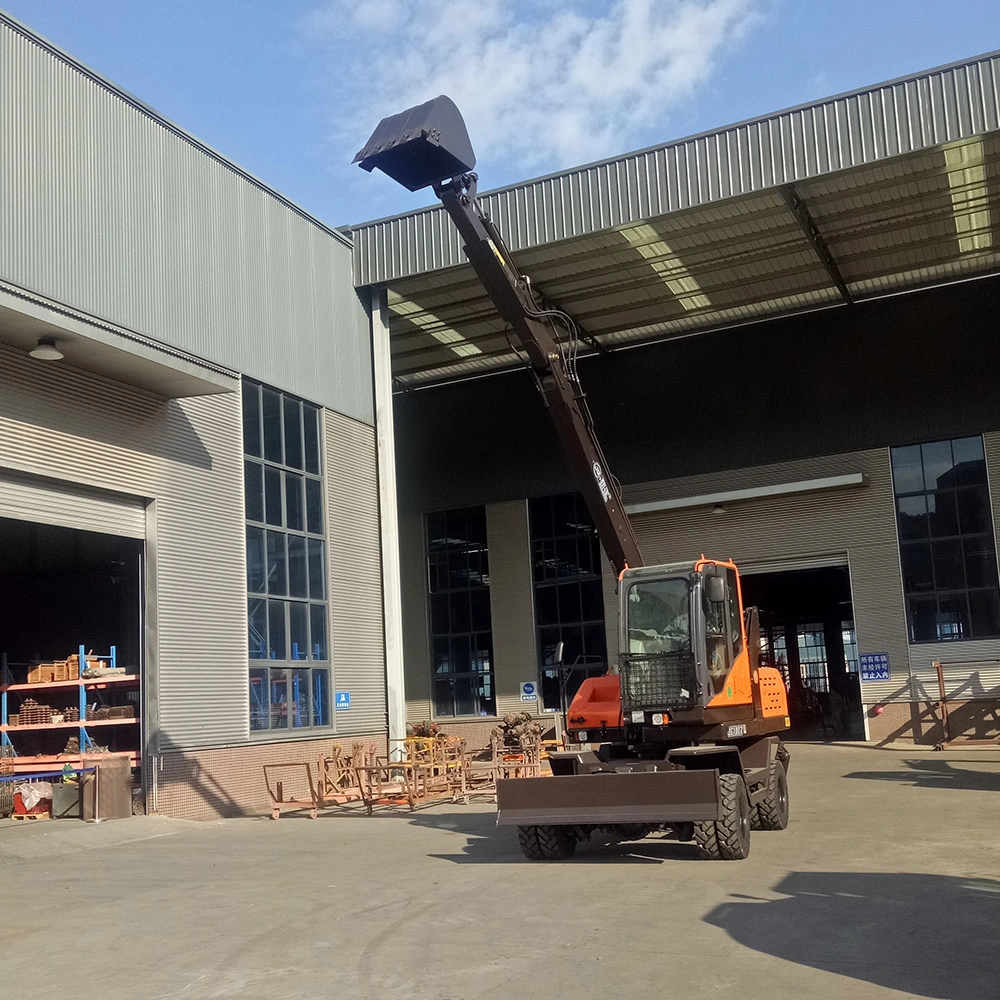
left=496, top=769, right=721, bottom=827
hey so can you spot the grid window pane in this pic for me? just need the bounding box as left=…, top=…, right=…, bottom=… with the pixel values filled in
left=262, top=387, right=283, bottom=464
left=268, top=600, right=287, bottom=660
left=285, top=473, right=304, bottom=531
left=306, top=478, right=323, bottom=534
left=312, top=669, right=329, bottom=726
left=245, top=380, right=330, bottom=731
left=266, top=531, right=287, bottom=596
left=283, top=397, right=303, bottom=470
left=246, top=526, right=266, bottom=593
left=310, top=604, right=328, bottom=660
left=427, top=506, right=494, bottom=717
left=242, top=381, right=262, bottom=458
left=892, top=436, right=1000, bottom=642
left=264, top=466, right=282, bottom=526
left=292, top=668, right=310, bottom=727
left=248, top=598, right=267, bottom=660
left=303, top=405, right=321, bottom=475
left=244, top=461, right=264, bottom=523
left=249, top=668, right=268, bottom=730
left=270, top=669, right=289, bottom=728
left=287, top=535, right=308, bottom=598
left=308, top=539, right=325, bottom=599
left=289, top=601, right=308, bottom=660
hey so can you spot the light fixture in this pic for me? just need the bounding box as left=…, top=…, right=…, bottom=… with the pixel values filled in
left=712, top=504, right=726, bottom=515
left=29, top=336, right=64, bottom=361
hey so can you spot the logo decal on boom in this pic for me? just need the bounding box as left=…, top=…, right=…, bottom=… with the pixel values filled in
left=592, top=462, right=612, bottom=503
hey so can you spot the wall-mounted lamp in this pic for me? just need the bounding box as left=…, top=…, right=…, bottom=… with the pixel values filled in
left=29, top=336, right=64, bottom=361
left=712, top=504, right=726, bottom=515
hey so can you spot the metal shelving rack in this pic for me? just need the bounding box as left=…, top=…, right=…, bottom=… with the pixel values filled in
left=0, top=645, right=140, bottom=774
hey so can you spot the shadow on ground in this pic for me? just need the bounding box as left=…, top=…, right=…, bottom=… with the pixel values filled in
left=705, top=871, right=1000, bottom=1000
left=844, top=758, right=1000, bottom=792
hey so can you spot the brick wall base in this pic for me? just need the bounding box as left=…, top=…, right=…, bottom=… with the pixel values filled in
left=153, top=732, right=388, bottom=821
left=866, top=700, right=1000, bottom=745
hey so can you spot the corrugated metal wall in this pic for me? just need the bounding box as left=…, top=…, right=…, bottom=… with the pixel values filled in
left=0, top=344, right=247, bottom=751
left=353, top=52, right=1000, bottom=284
left=0, top=19, right=372, bottom=424
left=0, top=466, right=146, bottom=537
left=324, top=409, right=387, bottom=736
left=486, top=501, right=538, bottom=717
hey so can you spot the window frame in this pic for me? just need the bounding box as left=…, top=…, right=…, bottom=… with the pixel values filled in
left=243, top=379, right=331, bottom=736
left=891, top=435, right=1000, bottom=644
left=425, top=506, right=496, bottom=720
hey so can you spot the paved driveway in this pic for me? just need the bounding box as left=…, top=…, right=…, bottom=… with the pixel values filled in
left=1, top=743, right=997, bottom=1000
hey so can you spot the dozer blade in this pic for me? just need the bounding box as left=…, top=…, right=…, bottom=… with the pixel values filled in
left=496, top=769, right=722, bottom=827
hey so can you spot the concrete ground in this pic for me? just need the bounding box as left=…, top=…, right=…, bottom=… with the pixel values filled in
left=1, top=744, right=997, bottom=1000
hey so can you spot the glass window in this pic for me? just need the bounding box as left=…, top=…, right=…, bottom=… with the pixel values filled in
left=242, top=381, right=262, bottom=458
left=244, top=461, right=264, bottom=523
left=426, top=506, right=496, bottom=717
left=262, top=387, right=283, bottom=464
left=246, top=526, right=266, bottom=593
left=283, top=397, right=303, bottom=471
left=529, top=494, right=608, bottom=711
left=244, top=380, right=330, bottom=732
left=891, top=436, right=1000, bottom=642
left=303, top=405, right=321, bottom=475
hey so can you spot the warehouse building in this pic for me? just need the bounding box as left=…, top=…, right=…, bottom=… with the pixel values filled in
left=4, top=11, right=1000, bottom=828
left=0, top=16, right=398, bottom=818
left=350, top=51, right=1000, bottom=748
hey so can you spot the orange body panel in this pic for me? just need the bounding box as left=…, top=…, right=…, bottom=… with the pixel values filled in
left=566, top=675, right=623, bottom=730
left=759, top=667, right=790, bottom=717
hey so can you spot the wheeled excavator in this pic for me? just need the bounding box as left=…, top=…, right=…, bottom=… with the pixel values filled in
left=356, top=97, right=791, bottom=860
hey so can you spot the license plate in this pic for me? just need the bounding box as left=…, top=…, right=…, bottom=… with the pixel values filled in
left=726, top=724, right=747, bottom=738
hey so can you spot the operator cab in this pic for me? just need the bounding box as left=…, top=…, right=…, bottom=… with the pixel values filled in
left=619, top=560, right=748, bottom=733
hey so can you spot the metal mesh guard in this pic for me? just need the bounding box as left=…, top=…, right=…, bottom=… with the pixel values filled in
left=620, top=653, right=698, bottom=713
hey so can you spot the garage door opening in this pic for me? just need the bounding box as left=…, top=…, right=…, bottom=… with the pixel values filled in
left=740, top=565, right=865, bottom=741
left=0, top=517, right=144, bottom=784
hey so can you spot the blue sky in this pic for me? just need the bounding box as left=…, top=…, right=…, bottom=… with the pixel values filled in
left=4, top=1, right=1000, bottom=228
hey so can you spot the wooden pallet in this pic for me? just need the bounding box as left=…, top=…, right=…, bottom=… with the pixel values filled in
left=11, top=810, right=50, bottom=821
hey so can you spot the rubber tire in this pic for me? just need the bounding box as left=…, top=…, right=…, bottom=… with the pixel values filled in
left=754, top=759, right=789, bottom=831
left=694, top=773, right=751, bottom=860
left=517, top=825, right=577, bottom=860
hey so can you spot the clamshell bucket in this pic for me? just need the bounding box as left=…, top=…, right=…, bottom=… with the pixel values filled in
left=353, top=96, right=476, bottom=191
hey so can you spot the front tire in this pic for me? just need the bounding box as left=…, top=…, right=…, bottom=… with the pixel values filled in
left=754, top=759, right=789, bottom=830
left=694, top=772, right=751, bottom=860
left=516, top=824, right=577, bottom=860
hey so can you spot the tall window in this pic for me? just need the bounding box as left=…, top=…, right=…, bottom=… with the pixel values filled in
left=426, top=507, right=496, bottom=718
left=529, top=494, right=608, bottom=712
left=891, top=436, right=1000, bottom=643
left=243, top=380, right=330, bottom=732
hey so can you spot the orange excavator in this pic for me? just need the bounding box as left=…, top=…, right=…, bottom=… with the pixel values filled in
left=357, top=98, right=790, bottom=860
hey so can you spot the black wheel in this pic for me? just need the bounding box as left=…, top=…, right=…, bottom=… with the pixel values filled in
left=516, top=825, right=576, bottom=860
left=754, top=759, right=789, bottom=831
left=694, top=772, right=751, bottom=860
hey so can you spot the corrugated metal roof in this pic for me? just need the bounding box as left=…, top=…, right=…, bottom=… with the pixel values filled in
left=351, top=52, right=1000, bottom=388
left=351, top=50, right=1000, bottom=286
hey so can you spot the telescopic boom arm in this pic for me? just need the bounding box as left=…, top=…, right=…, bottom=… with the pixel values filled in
left=355, top=96, right=642, bottom=575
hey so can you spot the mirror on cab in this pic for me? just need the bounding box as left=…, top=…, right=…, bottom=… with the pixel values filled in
left=705, top=573, right=726, bottom=604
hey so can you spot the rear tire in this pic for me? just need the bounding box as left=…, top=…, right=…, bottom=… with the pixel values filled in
left=754, top=759, right=789, bottom=831
left=516, top=824, right=576, bottom=860
left=694, top=773, right=751, bottom=860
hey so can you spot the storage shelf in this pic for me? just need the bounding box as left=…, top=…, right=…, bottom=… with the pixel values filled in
left=1, top=718, right=138, bottom=733
left=1, top=751, right=139, bottom=774
left=0, top=674, right=139, bottom=693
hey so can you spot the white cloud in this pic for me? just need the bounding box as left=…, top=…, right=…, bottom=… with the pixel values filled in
left=303, top=0, right=759, bottom=198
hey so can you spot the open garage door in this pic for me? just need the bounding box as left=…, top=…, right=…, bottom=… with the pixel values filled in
left=0, top=467, right=146, bottom=539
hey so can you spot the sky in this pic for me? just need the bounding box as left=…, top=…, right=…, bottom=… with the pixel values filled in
left=4, top=1, right=1000, bottom=229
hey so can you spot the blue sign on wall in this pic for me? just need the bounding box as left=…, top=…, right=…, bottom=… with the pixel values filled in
left=859, top=653, right=890, bottom=682
left=335, top=690, right=351, bottom=711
